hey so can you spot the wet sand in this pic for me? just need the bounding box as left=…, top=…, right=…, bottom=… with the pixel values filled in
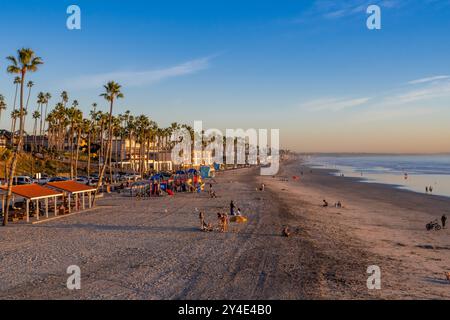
left=0, top=161, right=449, bottom=299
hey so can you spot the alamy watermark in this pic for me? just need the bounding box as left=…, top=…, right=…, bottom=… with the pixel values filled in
left=67, top=5, right=81, bottom=30
left=66, top=265, right=81, bottom=290
left=367, top=265, right=381, bottom=290
left=171, top=121, right=280, bottom=176
left=367, top=5, right=381, bottom=30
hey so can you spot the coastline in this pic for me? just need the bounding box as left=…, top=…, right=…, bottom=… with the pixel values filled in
left=0, top=161, right=449, bottom=299
left=261, top=159, right=450, bottom=299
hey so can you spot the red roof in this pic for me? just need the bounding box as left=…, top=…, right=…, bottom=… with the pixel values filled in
left=0, top=184, right=63, bottom=200
left=47, top=181, right=96, bottom=193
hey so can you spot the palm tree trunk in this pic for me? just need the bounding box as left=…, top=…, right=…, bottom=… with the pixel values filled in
left=75, top=128, right=80, bottom=179
left=42, top=102, right=48, bottom=148
left=87, top=131, right=91, bottom=178
left=3, top=72, right=26, bottom=226
left=93, top=100, right=114, bottom=206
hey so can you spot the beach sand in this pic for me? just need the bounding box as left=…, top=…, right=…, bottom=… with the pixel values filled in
left=0, top=161, right=449, bottom=299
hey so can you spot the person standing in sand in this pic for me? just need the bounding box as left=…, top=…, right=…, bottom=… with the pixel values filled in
left=442, top=214, right=447, bottom=229
left=230, top=200, right=236, bottom=216
left=199, top=211, right=205, bottom=230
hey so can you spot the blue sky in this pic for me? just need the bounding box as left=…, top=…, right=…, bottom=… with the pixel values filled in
left=1, top=0, right=450, bottom=152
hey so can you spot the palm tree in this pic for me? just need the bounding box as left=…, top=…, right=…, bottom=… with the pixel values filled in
left=94, top=81, right=123, bottom=205
left=82, top=118, right=93, bottom=178
left=0, top=95, right=7, bottom=124
left=110, top=115, right=121, bottom=181
left=35, top=92, right=45, bottom=147
left=25, top=81, right=34, bottom=111
left=32, top=110, right=40, bottom=148
left=10, top=77, right=21, bottom=145
left=67, top=102, right=82, bottom=179
left=3, top=48, right=43, bottom=226
left=42, top=92, right=51, bottom=146
left=61, top=91, right=69, bottom=107
left=0, top=149, right=12, bottom=180
left=10, top=110, right=20, bottom=144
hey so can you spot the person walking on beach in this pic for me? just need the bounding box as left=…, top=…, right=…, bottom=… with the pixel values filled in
left=199, top=211, right=205, bottom=230
left=442, top=214, right=447, bottom=229
left=426, top=186, right=429, bottom=193
left=230, top=200, right=236, bottom=216
left=429, top=186, right=433, bottom=193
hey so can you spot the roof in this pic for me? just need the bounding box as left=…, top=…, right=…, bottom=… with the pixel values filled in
left=46, top=181, right=97, bottom=193
left=0, top=184, right=63, bottom=200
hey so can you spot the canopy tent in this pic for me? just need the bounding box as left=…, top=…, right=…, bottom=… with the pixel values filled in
left=46, top=181, right=97, bottom=212
left=0, top=184, right=64, bottom=223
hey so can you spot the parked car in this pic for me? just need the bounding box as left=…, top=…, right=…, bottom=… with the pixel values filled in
left=33, top=174, right=50, bottom=185
left=75, top=176, right=90, bottom=184
left=48, top=176, right=70, bottom=183
left=12, top=176, right=33, bottom=185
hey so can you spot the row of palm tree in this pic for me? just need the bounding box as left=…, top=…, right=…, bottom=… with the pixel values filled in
left=1, top=47, right=213, bottom=226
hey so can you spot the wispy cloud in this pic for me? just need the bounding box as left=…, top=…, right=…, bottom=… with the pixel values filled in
left=408, top=75, right=450, bottom=85
left=300, top=75, right=450, bottom=120
left=287, top=0, right=403, bottom=24
left=66, top=56, right=213, bottom=90
left=385, top=80, right=450, bottom=105
left=301, top=97, right=371, bottom=111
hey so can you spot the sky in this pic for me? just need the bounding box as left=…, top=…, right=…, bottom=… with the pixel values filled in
left=0, top=0, right=450, bottom=153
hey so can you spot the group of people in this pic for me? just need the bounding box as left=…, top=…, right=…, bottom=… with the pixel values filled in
left=198, top=211, right=229, bottom=233
left=198, top=200, right=243, bottom=233
left=322, top=199, right=343, bottom=208
left=425, top=185, right=435, bottom=194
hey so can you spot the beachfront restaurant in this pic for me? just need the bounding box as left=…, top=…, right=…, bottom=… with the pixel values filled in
left=46, top=181, right=97, bottom=212
left=0, top=184, right=64, bottom=223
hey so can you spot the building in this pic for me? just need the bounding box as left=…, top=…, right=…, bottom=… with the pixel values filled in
left=111, top=137, right=214, bottom=172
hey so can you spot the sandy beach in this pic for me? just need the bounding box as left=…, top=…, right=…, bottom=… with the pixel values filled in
left=0, top=160, right=449, bottom=300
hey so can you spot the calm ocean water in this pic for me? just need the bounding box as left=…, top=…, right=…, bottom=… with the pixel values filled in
left=307, top=155, right=450, bottom=197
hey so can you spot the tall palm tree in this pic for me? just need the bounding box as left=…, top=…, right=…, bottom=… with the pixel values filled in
left=42, top=92, right=51, bottom=146
left=10, top=110, right=20, bottom=143
left=82, top=118, right=93, bottom=178
left=36, top=92, right=45, bottom=147
left=61, top=91, right=69, bottom=107
left=94, top=81, right=123, bottom=205
left=12, top=77, right=20, bottom=112
left=32, top=110, right=40, bottom=149
left=3, top=48, right=43, bottom=226
left=25, top=81, right=34, bottom=111
left=67, top=102, right=82, bottom=179
left=110, top=115, right=121, bottom=181
left=10, top=77, right=21, bottom=145
left=1, top=149, right=12, bottom=180
left=126, top=114, right=136, bottom=172
left=0, top=95, right=7, bottom=124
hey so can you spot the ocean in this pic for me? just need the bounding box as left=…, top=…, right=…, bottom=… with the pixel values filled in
left=307, top=154, right=450, bottom=198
